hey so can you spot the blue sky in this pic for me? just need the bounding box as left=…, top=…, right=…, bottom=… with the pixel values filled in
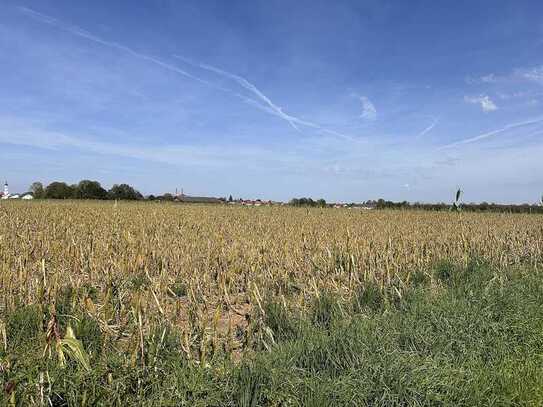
left=1, top=0, right=542, bottom=203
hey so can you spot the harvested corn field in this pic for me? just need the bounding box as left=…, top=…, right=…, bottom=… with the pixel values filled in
left=1, top=201, right=543, bottom=405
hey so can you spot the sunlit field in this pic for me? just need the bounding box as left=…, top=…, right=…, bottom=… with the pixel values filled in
left=2, top=201, right=543, bottom=405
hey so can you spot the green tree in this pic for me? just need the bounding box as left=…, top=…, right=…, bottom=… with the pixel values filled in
left=29, top=182, right=45, bottom=199
left=73, top=180, right=108, bottom=200
left=290, top=197, right=329, bottom=207
left=45, top=182, right=74, bottom=199
left=161, top=193, right=175, bottom=201
left=316, top=199, right=327, bottom=207
left=108, top=184, right=143, bottom=200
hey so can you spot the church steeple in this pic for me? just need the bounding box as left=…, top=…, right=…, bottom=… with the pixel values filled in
left=3, top=181, right=8, bottom=197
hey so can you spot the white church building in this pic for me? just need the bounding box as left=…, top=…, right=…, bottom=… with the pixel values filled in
left=1, top=182, right=33, bottom=200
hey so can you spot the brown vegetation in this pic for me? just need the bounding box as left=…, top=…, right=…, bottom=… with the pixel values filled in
left=1, top=201, right=542, bottom=362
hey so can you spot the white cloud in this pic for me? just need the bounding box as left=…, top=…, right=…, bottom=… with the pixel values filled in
left=480, top=73, right=497, bottom=83
left=517, top=66, right=543, bottom=83
left=359, top=96, right=377, bottom=120
left=465, top=73, right=499, bottom=84
left=497, top=91, right=534, bottom=100
left=0, top=117, right=301, bottom=170
left=468, top=66, right=543, bottom=86
left=479, top=96, right=498, bottom=112
left=464, top=95, right=498, bottom=112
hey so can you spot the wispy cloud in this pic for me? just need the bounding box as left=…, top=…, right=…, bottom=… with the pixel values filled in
left=466, top=73, right=498, bottom=84
left=18, top=6, right=356, bottom=141
left=516, top=66, right=543, bottom=84
left=480, top=73, right=497, bottom=83
left=16, top=7, right=217, bottom=87
left=467, top=66, right=543, bottom=86
left=0, top=113, right=427, bottom=185
left=358, top=96, right=377, bottom=120
left=0, top=116, right=301, bottom=169
left=416, top=117, right=439, bottom=138
left=173, top=55, right=357, bottom=141
left=174, top=56, right=307, bottom=131
left=434, top=156, right=460, bottom=167
left=18, top=7, right=345, bottom=137
left=464, top=95, right=498, bottom=112
left=497, top=90, right=540, bottom=100
left=439, top=117, right=543, bottom=149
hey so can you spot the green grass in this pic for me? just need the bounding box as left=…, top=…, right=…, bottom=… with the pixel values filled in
left=2, top=261, right=543, bottom=406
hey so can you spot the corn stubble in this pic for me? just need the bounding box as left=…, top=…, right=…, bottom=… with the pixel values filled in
left=0, top=200, right=542, bottom=367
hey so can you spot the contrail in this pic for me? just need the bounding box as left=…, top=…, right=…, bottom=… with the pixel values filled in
left=173, top=55, right=308, bottom=132
left=199, top=62, right=302, bottom=131
left=416, top=117, right=439, bottom=138
left=17, top=6, right=214, bottom=87
left=19, top=6, right=356, bottom=142
left=173, top=55, right=357, bottom=141
left=18, top=6, right=300, bottom=131
left=439, top=117, right=543, bottom=149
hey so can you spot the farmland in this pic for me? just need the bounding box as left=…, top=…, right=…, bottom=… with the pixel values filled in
left=1, top=201, right=543, bottom=405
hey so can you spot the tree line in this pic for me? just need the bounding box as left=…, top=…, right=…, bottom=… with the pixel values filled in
left=372, top=199, right=543, bottom=213
left=24, top=183, right=543, bottom=213
left=289, top=197, right=327, bottom=207
left=288, top=197, right=543, bottom=213
left=30, top=180, right=143, bottom=200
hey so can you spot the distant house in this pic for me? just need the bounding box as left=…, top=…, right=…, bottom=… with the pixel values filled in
left=176, top=195, right=222, bottom=204
left=238, top=199, right=277, bottom=206
left=1, top=182, right=34, bottom=200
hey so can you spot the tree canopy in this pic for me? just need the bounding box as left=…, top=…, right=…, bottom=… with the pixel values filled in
left=73, top=180, right=108, bottom=200
left=39, top=180, right=141, bottom=200
left=289, top=197, right=327, bottom=207
left=29, top=182, right=45, bottom=199
left=44, top=182, right=74, bottom=199
left=108, top=184, right=143, bottom=200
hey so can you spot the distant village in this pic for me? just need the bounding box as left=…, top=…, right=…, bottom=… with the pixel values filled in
left=0, top=180, right=377, bottom=208
left=162, top=189, right=374, bottom=209
left=0, top=182, right=34, bottom=200
left=3, top=179, right=539, bottom=213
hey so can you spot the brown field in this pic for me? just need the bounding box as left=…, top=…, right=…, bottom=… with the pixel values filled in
left=1, top=200, right=542, bottom=361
